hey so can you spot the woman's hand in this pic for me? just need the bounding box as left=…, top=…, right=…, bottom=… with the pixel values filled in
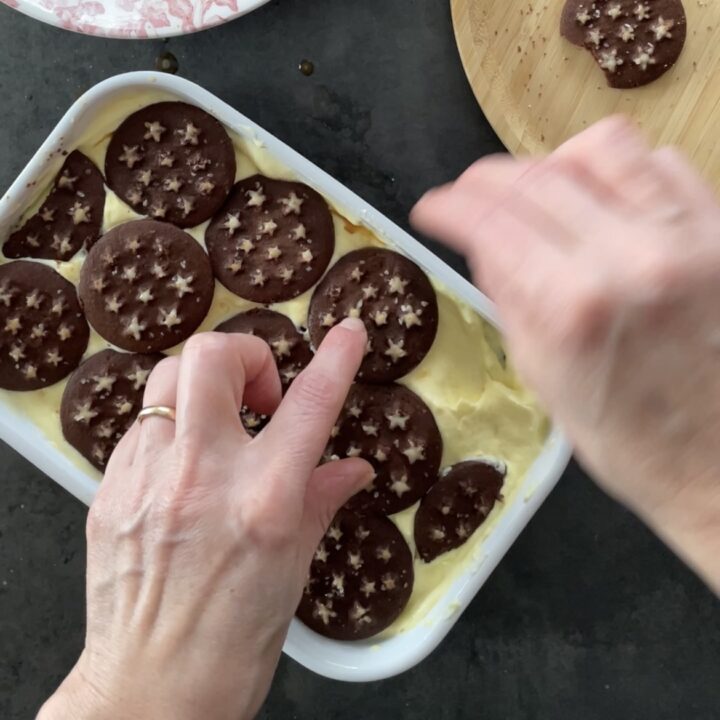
left=39, top=318, right=372, bottom=720
left=412, top=117, right=720, bottom=594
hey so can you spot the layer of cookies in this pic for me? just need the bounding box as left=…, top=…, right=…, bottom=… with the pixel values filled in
left=0, top=89, right=548, bottom=636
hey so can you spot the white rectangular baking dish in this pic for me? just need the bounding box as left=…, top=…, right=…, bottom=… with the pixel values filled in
left=0, top=72, right=572, bottom=682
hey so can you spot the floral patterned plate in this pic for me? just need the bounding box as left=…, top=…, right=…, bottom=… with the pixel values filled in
left=0, top=0, right=270, bottom=38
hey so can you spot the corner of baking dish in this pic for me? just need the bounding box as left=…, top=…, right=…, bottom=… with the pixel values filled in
left=0, top=72, right=573, bottom=681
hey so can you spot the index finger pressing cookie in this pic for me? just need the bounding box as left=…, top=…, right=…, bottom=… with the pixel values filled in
left=260, top=318, right=367, bottom=477
left=308, top=248, right=439, bottom=383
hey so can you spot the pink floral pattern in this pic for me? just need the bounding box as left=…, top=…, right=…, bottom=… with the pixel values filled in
left=1, top=0, right=267, bottom=37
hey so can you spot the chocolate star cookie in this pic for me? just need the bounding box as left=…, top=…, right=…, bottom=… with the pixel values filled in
left=561, top=0, right=687, bottom=88
left=60, top=349, right=163, bottom=470
left=215, top=308, right=312, bottom=392
left=4, top=151, right=105, bottom=261
left=216, top=308, right=313, bottom=436
left=239, top=407, right=269, bottom=437
left=297, top=511, right=414, bottom=640
left=308, top=248, right=438, bottom=383
left=0, top=261, right=89, bottom=391
left=414, top=461, right=505, bottom=563
left=105, top=102, right=236, bottom=228
left=325, top=383, right=443, bottom=516
left=78, top=220, right=214, bottom=353
left=205, top=175, right=335, bottom=303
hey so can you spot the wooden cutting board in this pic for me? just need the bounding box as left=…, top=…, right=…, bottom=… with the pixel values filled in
left=450, top=0, right=720, bottom=194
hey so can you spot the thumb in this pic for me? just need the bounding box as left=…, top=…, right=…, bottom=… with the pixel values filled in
left=301, top=458, right=375, bottom=550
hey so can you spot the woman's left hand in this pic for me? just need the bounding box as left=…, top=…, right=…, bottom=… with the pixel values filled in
left=39, top=318, right=371, bottom=720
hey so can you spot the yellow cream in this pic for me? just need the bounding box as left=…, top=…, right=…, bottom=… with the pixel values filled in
left=0, top=90, right=548, bottom=634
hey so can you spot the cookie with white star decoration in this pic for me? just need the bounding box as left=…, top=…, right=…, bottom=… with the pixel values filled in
left=296, top=511, right=414, bottom=640
left=561, top=0, right=687, bottom=88
left=60, top=349, right=163, bottom=470
left=238, top=407, right=270, bottom=438
left=308, top=248, right=438, bottom=383
left=0, top=261, right=89, bottom=390
left=215, top=308, right=312, bottom=392
left=105, top=102, right=236, bottom=228
left=216, top=308, right=313, bottom=436
left=325, top=383, right=443, bottom=516
left=4, top=151, right=105, bottom=261
left=78, top=220, right=214, bottom=353
left=414, top=461, right=505, bottom=563
left=205, top=175, right=335, bottom=303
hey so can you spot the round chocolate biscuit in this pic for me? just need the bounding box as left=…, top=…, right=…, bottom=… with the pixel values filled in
left=308, top=248, right=438, bottom=383
left=561, top=0, right=687, bottom=89
left=414, top=461, right=505, bottom=563
left=60, top=349, right=163, bottom=470
left=205, top=175, right=335, bottom=303
left=217, top=309, right=312, bottom=436
left=325, top=383, right=443, bottom=516
left=0, top=261, right=89, bottom=391
left=215, top=308, right=312, bottom=392
left=4, top=151, right=106, bottom=261
left=78, top=220, right=214, bottom=353
left=240, top=407, right=270, bottom=437
left=297, top=510, right=414, bottom=640
left=105, top=102, right=236, bottom=228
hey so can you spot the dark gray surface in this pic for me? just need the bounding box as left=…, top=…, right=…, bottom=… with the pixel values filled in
left=0, top=1, right=718, bottom=718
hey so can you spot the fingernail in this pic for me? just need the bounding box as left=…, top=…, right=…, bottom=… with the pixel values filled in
left=362, top=470, right=377, bottom=489
left=339, top=317, right=366, bottom=333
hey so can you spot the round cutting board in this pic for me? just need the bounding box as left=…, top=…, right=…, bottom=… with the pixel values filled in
left=451, top=0, right=720, bottom=194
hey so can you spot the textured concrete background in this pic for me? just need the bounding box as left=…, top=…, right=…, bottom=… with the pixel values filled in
left=0, top=1, right=718, bottom=718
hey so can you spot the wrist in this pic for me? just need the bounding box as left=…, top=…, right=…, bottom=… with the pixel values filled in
left=37, top=665, right=116, bottom=720
left=38, top=651, right=264, bottom=720
left=641, top=479, right=720, bottom=596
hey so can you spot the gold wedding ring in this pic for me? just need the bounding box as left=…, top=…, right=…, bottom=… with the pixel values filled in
left=137, top=405, right=177, bottom=423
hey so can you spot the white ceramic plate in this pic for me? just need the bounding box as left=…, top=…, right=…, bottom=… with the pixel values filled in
left=0, top=72, right=572, bottom=681
left=0, top=0, right=270, bottom=38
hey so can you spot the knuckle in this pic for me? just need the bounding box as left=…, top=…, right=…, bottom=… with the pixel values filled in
left=635, top=250, right=683, bottom=292
left=558, top=284, right=610, bottom=349
left=548, top=154, right=592, bottom=186
left=143, top=356, right=177, bottom=394
left=240, top=487, right=292, bottom=549
left=151, top=355, right=177, bottom=378
left=164, top=441, right=203, bottom=494
left=143, top=447, right=207, bottom=524
left=149, top=491, right=195, bottom=528
left=182, top=332, right=230, bottom=358
left=655, top=146, right=684, bottom=168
